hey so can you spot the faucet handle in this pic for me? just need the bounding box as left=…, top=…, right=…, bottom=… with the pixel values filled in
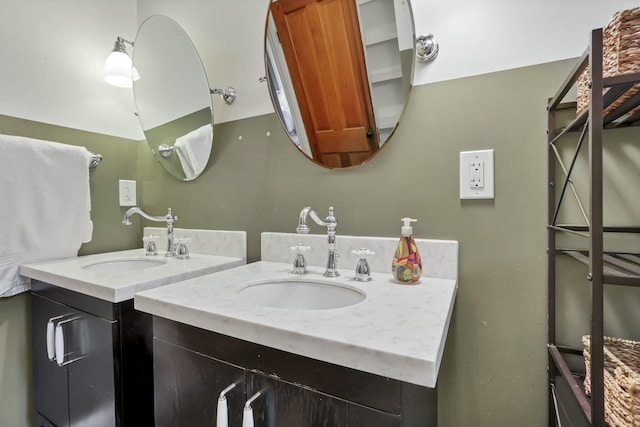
left=352, top=248, right=374, bottom=282
left=175, top=236, right=191, bottom=260
left=143, top=234, right=159, bottom=256
left=352, top=248, right=374, bottom=257
left=290, top=243, right=311, bottom=274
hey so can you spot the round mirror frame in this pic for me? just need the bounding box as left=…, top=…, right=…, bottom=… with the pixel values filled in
left=133, top=15, right=214, bottom=181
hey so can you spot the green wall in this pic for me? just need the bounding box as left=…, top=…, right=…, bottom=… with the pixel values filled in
left=5, top=57, right=638, bottom=426
left=0, top=292, right=31, bottom=426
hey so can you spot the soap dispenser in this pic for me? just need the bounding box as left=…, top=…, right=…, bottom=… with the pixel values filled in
left=391, top=218, right=422, bottom=284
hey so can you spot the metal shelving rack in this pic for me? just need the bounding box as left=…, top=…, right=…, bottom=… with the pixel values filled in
left=547, top=28, right=640, bottom=427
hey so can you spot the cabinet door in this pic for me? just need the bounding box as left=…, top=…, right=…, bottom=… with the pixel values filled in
left=31, top=293, right=117, bottom=427
left=32, top=293, right=73, bottom=427
left=247, top=372, right=401, bottom=427
left=67, top=312, right=118, bottom=426
left=153, top=338, right=246, bottom=427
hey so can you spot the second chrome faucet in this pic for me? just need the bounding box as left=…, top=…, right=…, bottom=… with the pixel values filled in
left=296, top=206, right=339, bottom=277
left=122, top=207, right=178, bottom=257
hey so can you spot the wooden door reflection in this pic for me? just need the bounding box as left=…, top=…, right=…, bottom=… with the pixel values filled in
left=270, top=0, right=378, bottom=168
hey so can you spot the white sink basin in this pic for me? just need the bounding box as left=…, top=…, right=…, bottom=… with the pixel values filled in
left=82, top=257, right=167, bottom=273
left=238, top=278, right=366, bottom=310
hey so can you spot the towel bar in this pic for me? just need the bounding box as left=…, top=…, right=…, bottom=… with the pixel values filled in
left=89, top=152, right=102, bottom=168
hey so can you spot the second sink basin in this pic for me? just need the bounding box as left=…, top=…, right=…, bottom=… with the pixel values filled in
left=239, top=278, right=366, bottom=310
left=82, top=258, right=167, bottom=273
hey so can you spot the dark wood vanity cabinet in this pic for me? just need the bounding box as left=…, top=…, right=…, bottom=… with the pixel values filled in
left=30, top=280, right=153, bottom=427
left=152, top=317, right=436, bottom=427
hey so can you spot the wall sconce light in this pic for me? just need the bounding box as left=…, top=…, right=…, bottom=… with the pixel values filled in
left=211, top=86, right=237, bottom=105
left=104, top=37, right=140, bottom=88
left=416, top=34, right=439, bottom=64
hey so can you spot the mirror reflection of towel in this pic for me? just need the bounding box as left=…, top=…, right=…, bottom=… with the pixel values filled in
left=174, top=124, right=213, bottom=180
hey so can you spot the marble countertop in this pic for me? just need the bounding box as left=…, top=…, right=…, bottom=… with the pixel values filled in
left=20, top=248, right=245, bottom=303
left=134, top=261, right=457, bottom=388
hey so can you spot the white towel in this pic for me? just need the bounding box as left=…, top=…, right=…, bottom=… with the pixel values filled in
left=174, top=124, right=213, bottom=179
left=0, top=134, right=93, bottom=297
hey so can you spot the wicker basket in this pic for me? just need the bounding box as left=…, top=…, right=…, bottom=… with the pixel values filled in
left=583, top=335, right=640, bottom=426
left=576, top=7, right=640, bottom=116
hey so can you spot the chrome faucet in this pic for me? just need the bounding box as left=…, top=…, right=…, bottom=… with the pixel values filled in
left=296, top=206, right=339, bottom=277
left=122, top=207, right=178, bottom=257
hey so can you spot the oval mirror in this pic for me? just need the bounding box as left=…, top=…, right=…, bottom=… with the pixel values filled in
left=265, top=0, right=415, bottom=169
left=133, top=15, right=213, bottom=181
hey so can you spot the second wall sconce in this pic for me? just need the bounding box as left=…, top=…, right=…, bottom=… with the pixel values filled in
left=104, top=37, right=140, bottom=88
left=416, top=34, right=439, bottom=64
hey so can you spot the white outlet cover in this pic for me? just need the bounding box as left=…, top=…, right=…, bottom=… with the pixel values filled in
left=460, top=149, right=494, bottom=199
left=119, top=179, right=137, bottom=207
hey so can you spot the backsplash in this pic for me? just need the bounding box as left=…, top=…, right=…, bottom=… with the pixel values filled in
left=261, top=232, right=458, bottom=280
left=144, top=227, right=247, bottom=260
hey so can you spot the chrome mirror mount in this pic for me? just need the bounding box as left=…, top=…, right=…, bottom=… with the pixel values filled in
left=416, top=34, right=439, bottom=64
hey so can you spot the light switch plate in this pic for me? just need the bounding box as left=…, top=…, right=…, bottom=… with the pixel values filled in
left=460, top=150, right=494, bottom=199
left=119, top=179, right=137, bottom=206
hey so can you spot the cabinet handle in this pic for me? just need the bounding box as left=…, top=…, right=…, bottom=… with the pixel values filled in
left=46, top=318, right=56, bottom=361
left=242, top=391, right=262, bottom=427
left=216, top=382, right=238, bottom=427
left=54, top=316, right=81, bottom=366
left=46, top=315, right=71, bottom=362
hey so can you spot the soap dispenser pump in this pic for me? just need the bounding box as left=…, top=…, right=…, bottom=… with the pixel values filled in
left=392, top=217, right=422, bottom=284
